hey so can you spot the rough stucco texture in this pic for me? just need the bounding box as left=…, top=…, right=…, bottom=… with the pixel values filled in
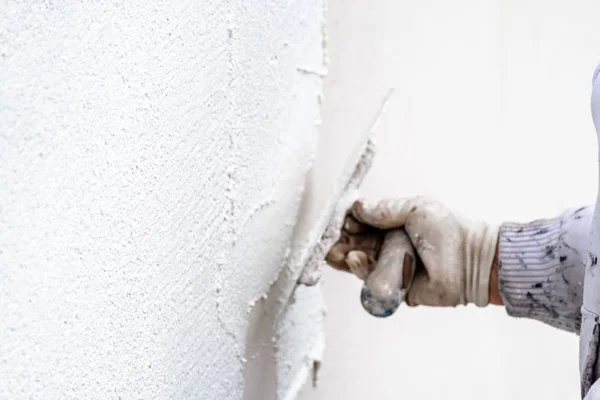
left=0, top=1, right=325, bottom=399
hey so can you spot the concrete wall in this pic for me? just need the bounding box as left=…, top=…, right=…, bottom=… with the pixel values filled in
left=300, top=1, right=600, bottom=400
left=1, top=1, right=327, bottom=399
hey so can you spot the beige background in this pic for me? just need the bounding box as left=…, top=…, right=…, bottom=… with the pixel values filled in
left=301, top=0, right=600, bottom=399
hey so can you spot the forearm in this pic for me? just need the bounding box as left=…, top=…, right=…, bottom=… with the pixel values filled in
left=490, top=206, right=593, bottom=333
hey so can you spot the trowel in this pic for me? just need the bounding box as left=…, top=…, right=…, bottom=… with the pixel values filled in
left=297, top=90, right=418, bottom=318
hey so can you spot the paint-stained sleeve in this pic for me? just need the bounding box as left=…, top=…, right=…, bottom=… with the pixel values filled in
left=497, top=206, right=593, bottom=333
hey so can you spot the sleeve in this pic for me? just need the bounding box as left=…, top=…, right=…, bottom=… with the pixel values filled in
left=584, top=378, right=600, bottom=400
left=497, top=206, right=593, bottom=333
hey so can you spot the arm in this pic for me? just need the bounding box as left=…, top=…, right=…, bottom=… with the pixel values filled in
left=328, top=197, right=591, bottom=333
left=492, top=206, right=592, bottom=333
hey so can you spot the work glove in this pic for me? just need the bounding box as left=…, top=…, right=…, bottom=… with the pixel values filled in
left=326, top=197, right=499, bottom=307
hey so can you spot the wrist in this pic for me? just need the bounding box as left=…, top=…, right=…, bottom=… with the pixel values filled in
left=464, top=221, right=500, bottom=307
left=488, top=245, right=503, bottom=305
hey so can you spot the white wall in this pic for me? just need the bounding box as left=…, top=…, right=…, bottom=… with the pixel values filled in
left=0, top=1, right=327, bottom=399
left=301, top=1, right=600, bottom=399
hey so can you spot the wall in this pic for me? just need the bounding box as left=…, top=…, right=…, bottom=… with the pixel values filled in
left=0, top=1, right=326, bottom=399
left=301, top=1, right=600, bottom=400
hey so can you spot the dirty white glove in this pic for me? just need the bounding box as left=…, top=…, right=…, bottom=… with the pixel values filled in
left=351, top=197, right=499, bottom=307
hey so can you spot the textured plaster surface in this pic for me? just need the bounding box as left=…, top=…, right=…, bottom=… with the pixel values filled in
left=1, top=1, right=325, bottom=399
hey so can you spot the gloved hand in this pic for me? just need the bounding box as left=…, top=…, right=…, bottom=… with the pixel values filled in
left=327, top=197, right=499, bottom=307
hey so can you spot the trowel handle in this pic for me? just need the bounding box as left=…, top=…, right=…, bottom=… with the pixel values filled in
left=360, top=228, right=417, bottom=318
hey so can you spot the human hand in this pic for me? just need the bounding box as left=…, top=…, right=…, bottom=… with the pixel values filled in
left=327, top=197, right=499, bottom=307
left=325, top=214, right=387, bottom=281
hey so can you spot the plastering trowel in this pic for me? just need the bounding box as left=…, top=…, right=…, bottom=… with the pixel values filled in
left=297, top=90, right=418, bottom=318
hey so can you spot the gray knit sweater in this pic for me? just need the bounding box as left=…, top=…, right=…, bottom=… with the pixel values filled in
left=498, top=206, right=593, bottom=333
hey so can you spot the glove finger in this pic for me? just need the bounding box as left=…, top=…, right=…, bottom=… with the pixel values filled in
left=326, top=230, right=383, bottom=274
left=351, top=197, right=432, bottom=229
left=342, top=214, right=369, bottom=234
left=346, top=250, right=371, bottom=280
left=325, top=241, right=354, bottom=272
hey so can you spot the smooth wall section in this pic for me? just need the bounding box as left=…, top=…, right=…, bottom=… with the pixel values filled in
left=301, top=1, right=600, bottom=399
left=0, top=1, right=325, bottom=399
